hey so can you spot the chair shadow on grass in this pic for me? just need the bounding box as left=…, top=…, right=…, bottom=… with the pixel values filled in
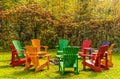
left=11, top=67, right=47, bottom=76
left=81, top=68, right=99, bottom=78
left=0, top=65, right=11, bottom=68
left=0, top=59, right=10, bottom=62
left=53, top=70, right=78, bottom=79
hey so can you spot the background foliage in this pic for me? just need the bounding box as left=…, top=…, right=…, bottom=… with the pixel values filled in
left=0, top=0, right=120, bottom=52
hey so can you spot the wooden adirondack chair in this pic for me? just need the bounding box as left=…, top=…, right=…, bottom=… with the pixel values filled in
left=57, top=39, right=69, bottom=55
left=31, top=39, right=48, bottom=56
left=24, top=46, right=50, bottom=72
left=79, top=46, right=108, bottom=72
left=101, top=44, right=115, bottom=67
left=78, top=40, right=92, bottom=57
left=12, top=40, right=25, bottom=58
left=58, top=47, right=79, bottom=74
left=9, top=44, right=26, bottom=66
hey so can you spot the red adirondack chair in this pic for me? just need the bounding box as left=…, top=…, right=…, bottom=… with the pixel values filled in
left=9, top=44, right=26, bottom=66
left=79, top=46, right=109, bottom=72
left=78, top=40, right=92, bottom=56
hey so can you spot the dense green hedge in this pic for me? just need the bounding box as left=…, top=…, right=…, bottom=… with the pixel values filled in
left=0, top=4, right=119, bottom=52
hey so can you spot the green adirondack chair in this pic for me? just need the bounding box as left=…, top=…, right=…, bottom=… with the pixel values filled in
left=57, top=39, right=69, bottom=55
left=12, top=40, right=25, bottom=58
left=58, top=47, right=79, bottom=75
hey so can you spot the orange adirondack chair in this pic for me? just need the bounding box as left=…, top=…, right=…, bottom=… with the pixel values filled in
left=31, top=39, right=48, bottom=56
left=24, top=46, right=50, bottom=72
left=79, top=46, right=108, bottom=72
left=9, top=44, right=26, bottom=66
left=78, top=40, right=92, bottom=56
left=101, top=44, right=115, bottom=67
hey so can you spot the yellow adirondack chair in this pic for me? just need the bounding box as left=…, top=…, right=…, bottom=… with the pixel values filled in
left=107, top=44, right=115, bottom=66
left=24, top=46, right=50, bottom=72
left=31, top=39, right=48, bottom=57
left=102, top=44, right=115, bottom=67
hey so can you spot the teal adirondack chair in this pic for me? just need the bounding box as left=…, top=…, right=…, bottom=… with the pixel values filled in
left=58, top=47, right=79, bottom=74
left=57, top=39, right=69, bottom=55
left=12, top=40, right=25, bottom=58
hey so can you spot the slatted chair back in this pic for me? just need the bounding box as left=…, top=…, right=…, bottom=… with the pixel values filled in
left=59, top=39, right=69, bottom=51
left=25, top=46, right=50, bottom=72
left=58, top=47, right=79, bottom=74
left=95, top=46, right=108, bottom=66
left=12, top=40, right=24, bottom=51
left=25, top=46, right=39, bottom=67
left=63, top=47, right=79, bottom=67
left=57, top=39, right=69, bottom=55
left=63, top=54, right=78, bottom=67
left=12, top=40, right=25, bottom=58
left=81, top=40, right=92, bottom=53
left=31, top=39, right=40, bottom=52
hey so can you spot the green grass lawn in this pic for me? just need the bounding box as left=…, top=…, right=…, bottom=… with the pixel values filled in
left=0, top=49, right=120, bottom=79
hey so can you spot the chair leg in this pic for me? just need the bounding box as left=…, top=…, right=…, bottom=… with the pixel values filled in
left=105, top=53, right=109, bottom=70
left=35, top=66, right=40, bottom=72
left=82, top=57, right=86, bottom=70
left=35, top=65, right=44, bottom=72
left=62, top=67, right=64, bottom=75
left=24, top=61, right=31, bottom=70
left=59, top=64, right=60, bottom=71
left=74, top=67, right=76, bottom=71
left=58, top=59, right=60, bottom=71
left=47, top=63, right=49, bottom=70
left=109, top=54, right=113, bottom=67
left=76, top=67, right=79, bottom=74
left=24, top=65, right=32, bottom=70
left=83, top=63, right=86, bottom=70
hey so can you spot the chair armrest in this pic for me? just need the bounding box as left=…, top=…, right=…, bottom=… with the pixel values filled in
left=78, top=53, right=90, bottom=57
left=84, top=47, right=98, bottom=54
left=41, top=46, right=48, bottom=48
left=40, top=46, right=48, bottom=52
left=44, top=54, right=51, bottom=60
left=56, top=55, right=63, bottom=59
left=69, top=46, right=81, bottom=48
left=44, top=54, right=51, bottom=57
left=84, top=47, right=91, bottom=50
left=78, top=52, right=93, bottom=59
left=84, top=47, right=98, bottom=51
